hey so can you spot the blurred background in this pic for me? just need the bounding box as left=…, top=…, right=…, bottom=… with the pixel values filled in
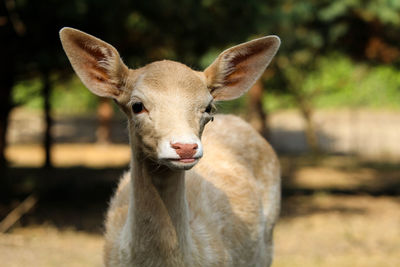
left=1, top=0, right=400, bottom=266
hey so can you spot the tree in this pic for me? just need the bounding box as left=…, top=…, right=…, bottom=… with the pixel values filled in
left=251, top=0, right=400, bottom=152
left=2, top=0, right=400, bottom=172
left=0, top=0, right=273, bottom=170
left=0, top=0, right=25, bottom=168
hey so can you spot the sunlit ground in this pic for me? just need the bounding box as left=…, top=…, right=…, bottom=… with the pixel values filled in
left=1, top=144, right=400, bottom=267
left=6, top=144, right=130, bottom=168
left=0, top=226, right=103, bottom=267
left=275, top=194, right=400, bottom=267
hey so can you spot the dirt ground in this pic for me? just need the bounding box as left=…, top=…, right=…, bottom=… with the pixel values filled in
left=0, top=227, right=103, bottom=267
left=275, top=194, right=400, bottom=267
left=1, top=145, right=400, bottom=266
left=1, top=195, right=399, bottom=267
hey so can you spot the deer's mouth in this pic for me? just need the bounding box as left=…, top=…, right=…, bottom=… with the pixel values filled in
left=169, top=156, right=201, bottom=163
left=160, top=157, right=201, bottom=170
left=171, top=157, right=201, bottom=163
left=176, top=158, right=196, bottom=163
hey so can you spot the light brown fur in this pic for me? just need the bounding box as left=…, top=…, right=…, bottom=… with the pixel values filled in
left=60, top=27, right=281, bottom=267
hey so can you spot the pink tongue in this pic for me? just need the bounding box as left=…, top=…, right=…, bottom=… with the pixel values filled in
left=179, top=158, right=195, bottom=163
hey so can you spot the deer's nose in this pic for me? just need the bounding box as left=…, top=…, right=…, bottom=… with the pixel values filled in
left=170, top=143, right=198, bottom=159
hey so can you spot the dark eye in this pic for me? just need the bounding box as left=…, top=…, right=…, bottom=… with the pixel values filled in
left=205, top=104, right=212, bottom=113
left=132, top=102, right=144, bottom=114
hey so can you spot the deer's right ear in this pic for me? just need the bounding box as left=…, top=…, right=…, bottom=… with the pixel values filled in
left=59, top=27, right=129, bottom=100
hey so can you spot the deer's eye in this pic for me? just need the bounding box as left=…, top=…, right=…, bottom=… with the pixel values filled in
left=205, top=104, right=212, bottom=113
left=132, top=102, right=145, bottom=114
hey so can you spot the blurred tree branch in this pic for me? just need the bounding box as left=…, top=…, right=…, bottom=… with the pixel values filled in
left=4, top=0, right=25, bottom=36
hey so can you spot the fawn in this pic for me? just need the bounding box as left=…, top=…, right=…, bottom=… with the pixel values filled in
left=60, top=27, right=281, bottom=267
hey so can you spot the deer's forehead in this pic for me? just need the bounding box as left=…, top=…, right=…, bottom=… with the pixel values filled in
left=134, top=61, right=208, bottom=97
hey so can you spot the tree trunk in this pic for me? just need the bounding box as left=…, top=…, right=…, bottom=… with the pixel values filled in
left=43, top=71, right=53, bottom=168
left=0, top=2, right=19, bottom=185
left=0, top=63, right=14, bottom=169
left=96, top=98, right=113, bottom=144
left=0, top=83, right=12, bottom=169
left=247, top=80, right=269, bottom=139
left=296, top=95, right=320, bottom=154
left=0, top=57, right=13, bottom=195
left=0, top=111, right=10, bottom=167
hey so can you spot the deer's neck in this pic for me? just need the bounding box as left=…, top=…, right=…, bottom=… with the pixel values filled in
left=122, top=141, right=191, bottom=265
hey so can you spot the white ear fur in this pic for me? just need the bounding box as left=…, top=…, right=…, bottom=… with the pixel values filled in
left=59, top=27, right=129, bottom=99
left=204, top=36, right=280, bottom=101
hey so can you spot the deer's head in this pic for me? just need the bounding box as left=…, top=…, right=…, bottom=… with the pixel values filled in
left=60, top=28, right=280, bottom=170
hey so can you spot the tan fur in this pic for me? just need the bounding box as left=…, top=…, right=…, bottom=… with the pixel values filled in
left=60, top=27, right=281, bottom=267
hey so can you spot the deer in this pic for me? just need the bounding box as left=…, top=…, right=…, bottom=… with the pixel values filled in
left=59, top=27, right=281, bottom=267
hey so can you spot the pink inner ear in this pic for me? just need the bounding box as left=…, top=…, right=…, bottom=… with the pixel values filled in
left=61, top=28, right=131, bottom=99
left=229, top=42, right=266, bottom=66
left=208, top=37, right=280, bottom=101
left=71, top=37, right=117, bottom=87
left=89, top=68, right=109, bottom=83
left=225, top=67, right=246, bottom=87
left=222, top=43, right=268, bottom=87
left=72, top=34, right=112, bottom=61
left=71, top=35, right=111, bottom=72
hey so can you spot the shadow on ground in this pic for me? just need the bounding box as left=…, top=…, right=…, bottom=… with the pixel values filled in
left=0, top=167, right=125, bottom=234
left=0, top=155, right=399, bottom=233
left=280, top=154, right=400, bottom=196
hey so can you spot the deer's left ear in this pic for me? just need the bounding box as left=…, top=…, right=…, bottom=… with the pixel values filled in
left=204, top=36, right=280, bottom=101
left=59, top=27, right=129, bottom=100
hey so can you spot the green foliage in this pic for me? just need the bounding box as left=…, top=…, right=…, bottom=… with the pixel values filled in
left=5, top=0, right=400, bottom=115
left=51, top=77, right=98, bottom=114
left=12, top=79, right=43, bottom=109
left=308, top=54, right=400, bottom=109
left=13, top=77, right=98, bottom=114
left=265, top=54, right=400, bottom=111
